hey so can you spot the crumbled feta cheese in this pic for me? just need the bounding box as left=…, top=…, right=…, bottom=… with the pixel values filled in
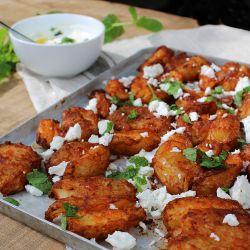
left=161, top=127, right=186, bottom=143
left=183, top=93, right=190, bottom=97
left=137, top=149, right=157, bottom=163
left=105, top=231, right=136, bottom=250
left=148, top=100, right=170, bottom=117
left=143, top=64, right=164, bottom=79
left=205, top=150, right=214, bottom=157
left=25, top=185, right=43, bottom=196
left=222, top=103, right=231, bottom=110
left=241, top=115, right=250, bottom=143
left=223, top=214, right=239, bottom=226
left=211, top=63, right=221, bottom=72
left=209, top=114, right=217, bottom=120
left=108, top=163, right=118, bottom=171
left=50, top=136, right=65, bottom=150
left=98, top=120, right=114, bottom=135
left=189, top=112, right=199, bottom=122
left=200, top=65, right=216, bottom=78
left=119, top=76, right=135, bottom=88
left=86, top=98, right=97, bottom=114
left=174, top=88, right=184, bottom=99
left=154, top=228, right=165, bottom=238
left=99, top=133, right=113, bottom=146
left=178, top=173, right=182, bottom=179
left=140, top=132, right=149, bottom=138
left=133, top=98, right=142, bottom=107
left=109, top=204, right=117, bottom=210
left=197, top=97, right=207, bottom=103
left=222, top=113, right=228, bottom=118
left=159, top=83, right=170, bottom=92
left=171, top=122, right=177, bottom=128
left=204, top=87, right=212, bottom=96
left=210, top=232, right=220, bottom=241
left=170, top=147, right=181, bottom=153
left=52, top=175, right=61, bottom=183
left=88, top=134, right=99, bottom=143
left=229, top=175, right=250, bottom=209
left=231, top=149, right=240, bottom=155
left=138, top=166, right=154, bottom=177
left=48, top=161, right=68, bottom=176
left=39, top=148, right=54, bottom=160
left=186, top=82, right=201, bottom=92
left=139, top=221, right=147, bottom=231
left=147, top=77, right=158, bottom=87
left=216, top=188, right=231, bottom=200
left=235, top=77, right=250, bottom=92
left=64, top=123, right=82, bottom=141
left=109, top=104, right=117, bottom=114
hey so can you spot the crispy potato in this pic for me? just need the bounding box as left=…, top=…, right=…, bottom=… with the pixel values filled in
left=89, top=90, right=110, bottom=118
left=108, top=106, right=172, bottom=136
left=160, top=70, right=183, bottom=82
left=130, top=74, right=169, bottom=103
left=105, top=79, right=129, bottom=101
left=165, top=52, right=189, bottom=71
left=45, top=197, right=146, bottom=240
left=138, top=46, right=174, bottom=71
left=0, top=142, right=41, bottom=195
left=162, top=196, right=242, bottom=236
left=241, top=144, right=250, bottom=161
left=238, top=94, right=250, bottom=119
left=153, top=134, right=201, bottom=194
left=109, top=129, right=160, bottom=155
left=61, top=107, right=98, bottom=140
left=49, top=176, right=136, bottom=201
left=193, top=154, right=242, bottom=195
left=36, top=119, right=64, bottom=149
left=47, top=141, right=110, bottom=178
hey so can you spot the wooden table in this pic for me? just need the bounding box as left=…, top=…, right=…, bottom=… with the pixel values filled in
left=0, top=1, right=198, bottom=249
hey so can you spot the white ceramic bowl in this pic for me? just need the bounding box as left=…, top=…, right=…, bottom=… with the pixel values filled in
left=9, top=14, right=104, bottom=77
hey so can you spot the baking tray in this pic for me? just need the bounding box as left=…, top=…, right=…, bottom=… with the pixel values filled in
left=0, top=47, right=246, bottom=250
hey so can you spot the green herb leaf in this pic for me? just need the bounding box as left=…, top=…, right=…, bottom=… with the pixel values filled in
left=182, top=113, right=192, bottom=124
left=127, top=92, right=135, bottom=106
left=183, top=148, right=197, bottom=162
left=233, top=86, right=250, bottom=106
left=103, top=121, right=114, bottom=135
left=205, top=96, right=216, bottom=102
left=110, top=96, right=120, bottom=105
left=26, top=169, right=52, bottom=194
left=200, top=150, right=228, bottom=169
left=129, top=156, right=149, bottom=168
left=3, top=197, right=20, bottom=206
left=127, top=110, right=138, bottom=120
left=170, top=104, right=182, bottom=115
left=128, top=6, right=138, bottom=23
left=107, top=165, right=138, bottom=180
left=102, top=14, right=125, bottom=43
left=211, top=86, right=223, bottom=95
left=60, top=37, right=75, bottom=44
left=221, top=187, right=230, bottom=194
left=60, top=215, right=67, bottom=230
left=164, top=80, right=183, bottom=96
left=63, top=203, right=79, bottom=217
left=136, top=16, right=163, bottom=32
left=134, top=175, right=147, bottom=192
left=47, top=10, right=63, bottom=14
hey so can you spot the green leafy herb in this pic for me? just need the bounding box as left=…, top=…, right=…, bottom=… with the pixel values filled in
left=216, top=101, right=235, bottom=114
left=127, top=110, right=138, bottom=120
left=200, top=150, right=228, bottom=169
left=108, top=165, right=138, bottom=180
left=103, top=121, right=114, bottom=135
left=63, top=203, right=79, bottom=217
left=170, top=104, right=182, bottom=115
left=183, top=148, right=197, bottom=162
left=146, top=82, right=161, bottom=102
left=128, top=6, right=138, bottom=23
left=134, top=175, right=147, bottom=192
left=221, top=187, right=230, bottom=194
left=182, top=113, right=192, bottom=124
left=60, top=215, right=67, bottom=230
left=163, top=80, right=183, bottom=96
left=3, top=197, right=20, bottom=206
left=129, top=156, right=149, bottom=167
left=26, top=169, right=52, bottom=194
left=205, top=96, right=216, bottom=102
left=211, top=86, right=223, bottom=95
left=60, top=37, right=75, bottom=44
left=233, top=86, right=250, bottom=106
left=110, top=96, right=120, bottom=105
left=127, top=92, right=135, bottom=106
left=136, top=16, right=163, bottom=32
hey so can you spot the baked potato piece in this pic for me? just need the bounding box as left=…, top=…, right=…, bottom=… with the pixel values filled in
left=153, top=134, right=201, bottom=194
left=0, top=142, right=41, bottom=195
left=241, top=144, right=250, bottom=161
left=49, top=176, right=136, bottom=201
left=165, top=52, right=189, bottom=71
left=36, top=119, right=64, bottom=149
left=45, top=197, right=146, bottom=240
left=138, top=46, right=174, bottom=71
left=109, top=129, right=160, bottom=156
left=89, top=90, right=110, bottom=118
left=47, top=141, right=110, bottom=178
left=160, top=70, right=183, bottom=82
left=105, top=79, right=129, bottom=101
left=192, top=153, right=242, bottom=195
left=61, top=107, right=98, bottom=140
left=130, top=73, right=169, bottom=103
left=162, top=196, right=242, bottom=236
left=238, top=94, right=250, bottom=119
left=108, top=106, right=172, bottom=136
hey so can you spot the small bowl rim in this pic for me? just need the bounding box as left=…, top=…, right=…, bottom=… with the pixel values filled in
left=9, top=13, right=105, bottom=47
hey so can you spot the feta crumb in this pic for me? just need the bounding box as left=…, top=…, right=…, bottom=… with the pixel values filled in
left=154, top=228, right=165, bottom=238
left=197, top=97, right=207, bottom=103
left=216, top=188, right=231, bottom=200
left=40, top=148, right=54, bottom=160
left=205, top=150, right=214, bottom=157
left=133, top=98, right=142, bottom=107
left=178, top=173, right=182, bottom=179
left=105, top=231, right=136, bottom=250
left=235, top=77, right=250, bottom=92
left=174, top=88, right=184, bottom=99
left=147, top=77, right=158, bottom=87
left=171, top=122, right=177, bottom=128
left=86, top=98, right=97, bottom=114
left=211, top=63, right=221, bottom=72
left=88, top=134, right=99, bottom=144
left=148, top=100, right=170, bottom=117
left=170, top=147, right=181, bottom=153
left=108, top=163, right=118, bottom=171
left=64, top=123, right=82, bottom=141
left=140, top=132, right=149, bottom=138
left=210, top=232, right=220, bottom=241
left=109, top=204, right=117, bottom=210
left=189, top=112, right=199, bottom=122
left=50, top=136, right=65, bottom=150
left=138, top=166, right=154, bottom=177
left=204, top=87, right=212, bottom=96
left=52, top=175, right=61, bottom=183
left=200, top=65, right=216, bottom=78
left=139, top=221, right=147, bottom=231
left=161, top=127, right=186, bottom=143
left=241, top=115, right=250, bottom=143
left=231, top=149, right=240, bottom=155
left=222, top=113, right=228, bottom=118
left=119, top=76, right=135, bottom=88
left=98, top=120, right=114, bottom=135
left=48, top=161, right=68, bottom=176
left=159, top=83, right=170, bottom=92
left=183, top=93, right=190, bottom=97
left=229, top=175, right=250, bottom=209
left=109, top=104, right=117, bottom=114
left=143, top=64, right=164, bottom=79
left=223, top=214, right=239, bottom=226
left=137, top=149, right=157, bottom=163
left=209, top=114, right=217, bottom=120
left=99, top=133, right=113, bottom=146
left=25, top=185, right=43, bottom=196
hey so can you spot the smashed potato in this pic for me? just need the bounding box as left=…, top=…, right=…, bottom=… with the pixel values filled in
left=0, top=142, right=41, bottom=195
left=105, top=79, right=129, bottom=101
left=238, top=94, right=250, bottom=119
left=47, top=141, right=110, bottom=178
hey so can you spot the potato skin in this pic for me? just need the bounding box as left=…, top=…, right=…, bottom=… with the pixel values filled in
left=36, top=119, right=64, bottom=149
left=49, top=176, right=136, bottom=201
left=238, top=94, right=250, bottom=119
left=109, top=129, right=160, bottom=156
left=153, top=134, right=201, bottom=194
left=45, top=197, right=146, bottom=240
left=105, top=79, right=129, bottom=101
left=61, top=107, right=98, bottom=140
left=47, top=141, right=110, bottom=178
left=0, top=142, right=41, bottom=195
left=192, top=153, right=242, bottom=195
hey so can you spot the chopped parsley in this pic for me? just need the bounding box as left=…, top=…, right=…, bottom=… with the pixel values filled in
left=205, top=96, right=216, bottom=102
left=3, top=197, right=20, bottom=206
left=60, top=215, right=67, bottom=230
left=60, top=37, right=75, bottom=44
left=233, top=86, right=250, bottom=106
left=216, top=101, right=235, bottom=114
left=182, top=113, right=192, bottom=124
left=211, top=86, right=223, bottom=95
left=163, top=80, right=183, bottom=96
left=183, top=148, right=197, bottom=162
left=170, top=104, right=182, bottom=115
left=127, top=110, right=138, bottom=120
left=221, top=187, right=230, bottom=194
left=127, top=92, right=135, bottom=106
left=110, top=96, right=120, bottom=105
left=134, top=175, right=147, bottom=192
left=103, top=121, right=114, bottom=135
left=128, top=156, right=149, bottom=167
left=146, top=82, right=161, bottom=102
left=63, top=203, right=79, bottom=217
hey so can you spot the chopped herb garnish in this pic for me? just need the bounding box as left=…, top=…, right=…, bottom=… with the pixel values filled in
left=60, top=37, right=75, bottom=44
left=163, top=80, right=183, bottom=96
left=108, top=165, right=138, bottom=180
left=103, top=121, right=114, bottom=135
left=146, top=82, right=161, bottom=102
left=26, top=169, right=52, bottom=194
left=134, top=175, right=147, bottom=192
left=60, top=215, right=67, bottom=230
left=221, top=187, right=230, bottom=194
left=129, top=156, right=149, bottom=167
left=233, top=86, right=250, bottom=106
left=211, top=86, right=223, bottom=95
left=205, top=96, right=216, bottom=102
left=216, top=101, right=235, bottom=114
left=111, top=96, right=120, bottom=105
left=127, top=92, right=135, bottom=106
left=183, top=148, right=197, bottom=162
left=170, top=104, right=182, bottom=115
left=3, top=197, right=20, bottom=206
left=182, top=113, right=192, bottom=124
left=63, top=203, right=79, bottom=217
left=127, top=110, right=138, bottom=120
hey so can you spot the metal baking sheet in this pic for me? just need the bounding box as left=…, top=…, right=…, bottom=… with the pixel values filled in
left=0, top=47, right=246, bottom=250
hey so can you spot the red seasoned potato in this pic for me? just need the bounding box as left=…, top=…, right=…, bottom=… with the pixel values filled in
left=47, top=141, right=110, bottom=178
left=153, top=133, right=201, bottom=194
left=165, top=52, right=189, bottom=72
left=160, top=70, right=183, bottom=82
left=45, top=197, right=146, bottom=240
left=0, top=142, right=41, bottom=195
left=109, top=129, right=160, bottom=156
left=192, top=153, right=242, bottom=195
left=199, top=74, right=218, bottom=90
left=36, top=119, right=64, bottom=149
left=108, top=106, right=172, bottom=136
left=61, top=107, right=98, bottom=140
left=49, top=176, right=136, bottom=201
left=238, top=94, right=250, bottom=119
left=89, top=90, right=110, bottom=118
left=105, top=79, right=129, bottom=101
